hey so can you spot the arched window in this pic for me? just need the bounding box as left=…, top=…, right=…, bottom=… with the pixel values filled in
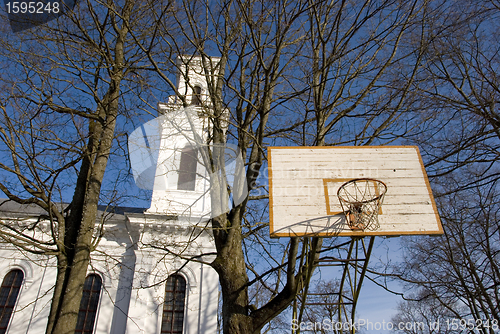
left=177, top=146, right=198, bottom=191
left=161, top=275, right=186, bottom=334
left=191, top=85, right=202, bottom=106
left=75, top=274, right=102, bottom=334
left=0, top=269, right=23, bottom=334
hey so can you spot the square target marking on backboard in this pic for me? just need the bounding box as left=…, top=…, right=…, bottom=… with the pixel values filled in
left=268, top=146, right=443, bottom=237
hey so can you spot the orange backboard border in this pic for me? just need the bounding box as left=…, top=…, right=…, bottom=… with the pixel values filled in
left=268, top=145, right=443, bottom=238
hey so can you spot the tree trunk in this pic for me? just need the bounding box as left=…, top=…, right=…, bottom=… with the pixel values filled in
left=45, top=78, right=121, bottom=334
left=214, top=227, right=254, bottom=333
left=43, top=2, right=130, bottom=330
left=46, top=116, right=117, bottom=333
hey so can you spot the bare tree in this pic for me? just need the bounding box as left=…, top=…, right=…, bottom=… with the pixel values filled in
left=386, top=2, right=500, bottom=332
left=391, top=289, right=459, bottom=334
left=404, top=0, right=500, bottom=189
left=391, top=175, right=500, bottom=333
left=0, top=0, right=441, bottom=333
left=135, top=1, right=434, bottom=333
left=0, top=1, right=169, bottom=333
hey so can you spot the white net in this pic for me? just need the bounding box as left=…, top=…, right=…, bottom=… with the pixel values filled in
left=337, top=178, right=387, bottom=231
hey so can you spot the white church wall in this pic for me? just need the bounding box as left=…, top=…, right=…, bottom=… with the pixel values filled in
left=0, top=215, right=137, bottom=334
left=90, top=221, right=133, bottom=334
left=1, top=203, right=220, bottom=334
left=125, top=214, right=218, bottom=334
left=0, top=247, right=55, bottom=334
left=191, top=262, right=219, bottom=333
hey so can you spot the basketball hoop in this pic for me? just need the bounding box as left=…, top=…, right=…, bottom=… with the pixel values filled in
left=337, top=178, right=387, bottom=231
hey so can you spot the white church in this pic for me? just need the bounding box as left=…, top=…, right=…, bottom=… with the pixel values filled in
left=0, top=56, right=225, bottom=334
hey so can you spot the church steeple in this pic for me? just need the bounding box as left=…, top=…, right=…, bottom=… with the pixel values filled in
left=170, top=55, right=218, bottom=108
left=147, top=56, right=222, bottom=218
left=125, top=57, right=221, bottom=334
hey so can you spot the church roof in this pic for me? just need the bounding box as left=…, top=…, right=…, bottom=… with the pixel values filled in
left=0, top=198, right=146, bottom=219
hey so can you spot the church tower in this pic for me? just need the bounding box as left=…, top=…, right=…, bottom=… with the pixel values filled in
left=126, top=55, right=221, bottom=334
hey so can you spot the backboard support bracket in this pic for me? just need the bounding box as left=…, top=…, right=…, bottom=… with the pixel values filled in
left=292, top=237, right=375, bottom=334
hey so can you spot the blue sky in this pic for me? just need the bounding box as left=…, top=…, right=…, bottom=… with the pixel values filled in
left=357, top=279, right=401, bottom=334
left=357, top=239, right=403, bottom=334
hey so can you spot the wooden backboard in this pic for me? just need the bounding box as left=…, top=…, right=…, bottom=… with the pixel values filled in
left=268, top=146, right=443, bottom=237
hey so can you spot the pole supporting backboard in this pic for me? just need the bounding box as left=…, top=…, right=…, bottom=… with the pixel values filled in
left=291, top=237, right=376, bottom=334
